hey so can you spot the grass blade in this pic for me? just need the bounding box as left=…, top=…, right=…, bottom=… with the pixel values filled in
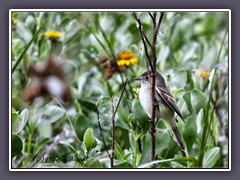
left=12, top=20, right=48, bottom=73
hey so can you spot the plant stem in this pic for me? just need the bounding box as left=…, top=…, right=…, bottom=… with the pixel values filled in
left=111, top=97, right=115, bottom=168
left=119, top=73, right=129, bottom=99
left=23, top=132, right=32, bottom=167
left=113, top=78, right=128, bottom=116
left=133, top=139, right=139, bottom=167
left=132, top=12, right=153, bottom=72
left=97, top=109, right=111, bottom=159
left=54, top=98, right=81, bottom=143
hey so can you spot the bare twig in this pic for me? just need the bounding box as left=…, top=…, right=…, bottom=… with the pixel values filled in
left=112, top=78, right=128, bottom=168
left=148, top=12, right=154, bottom=23
left=114, top=78, right=128, bottom=116
left=153, top=12, right=157, bottom=27
left=97, top=109, right=111, bottom=159
left=133, top=11, right=165, bottom=165
left=133, top=12, right=153, bottom=72
left=97, top=78, right=128, bottom=168
left=150, top=12, right=165, bottom=163
left=154, top=12, right=165, bottom=43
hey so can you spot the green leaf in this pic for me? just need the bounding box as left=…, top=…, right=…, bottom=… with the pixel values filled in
left=204, top=15, right=218, bottom=34
left=182, top=116, right=197, bottom=153
left=138, top=158, right=174, bottom=168
left=79, top=99, right=97, bottom=112
left=196, top=109, right=204, bottom=134
left=12, top=134, right=23, bottom=157
left=114, top=162, right=133, bottom=168
left=59, top=141, right=77, bottom=154
left=12, top=108, right=19, bottom=133
left=83, top=128, right=96, bottom=152
left=12, top=108, right=29, bottom=134
left=40, top=105, right=65, bottom=124
left=83, top=158, right=103, bottom=168
left=96, top=96, right=112, bottom=122
left=191, top=89, right=207, bottom=114
left=138, top=157, right=195, bottom=168
left=139, top=134, right=151, bottom=165
left=32, top=138, right=49, bottom=157
left=74, top=114, right=89, bottom=140
left=183, top=92, right=193, bottom=113
left=116, top=108, right=130, bottom=131
left=117, top=104, right=129, bottom=124
left=114, top=141, right=124, bottom=161
left=37, top=123, right=52, bottom=138
left=170, top=71, right=187, bottom=89
left=156, top=129, right=171, bottom=155
left=16, top=22, right=33, bottom=43
left=116, top=117, right=130, bottom=131
left=203, top=147, right=220, bottom=168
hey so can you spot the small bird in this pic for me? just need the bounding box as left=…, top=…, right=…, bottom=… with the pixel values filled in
left=134, top=71, right=185, bottom=150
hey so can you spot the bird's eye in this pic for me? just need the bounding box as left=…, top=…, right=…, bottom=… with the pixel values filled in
left=144, top=76, right=149, bottom=81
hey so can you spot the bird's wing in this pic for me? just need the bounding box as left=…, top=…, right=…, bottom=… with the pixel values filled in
left=156, top=85, right=185, bottom=122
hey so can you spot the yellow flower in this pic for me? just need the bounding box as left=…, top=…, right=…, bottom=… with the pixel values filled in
left=44, top=31, right=62, bottom=39
left=117, top=60, right=125, bottom=66
left=125, top=61, right=131, bottom=66
left=117, top=51, right=138, bottom=67
left=130, top=57, right=138, bottom=65
left=119, top=51, right=135, bottom=60
left=199, top=71, right=210, bottom=79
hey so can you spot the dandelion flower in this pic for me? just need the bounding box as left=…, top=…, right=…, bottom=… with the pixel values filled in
left=44, top=31, right=62, bottom=39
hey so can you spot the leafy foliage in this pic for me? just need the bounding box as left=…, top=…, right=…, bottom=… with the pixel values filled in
left=11, top=11, right=229, bottom=169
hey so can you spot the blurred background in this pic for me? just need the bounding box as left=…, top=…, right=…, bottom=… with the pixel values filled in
left=11, top=11, right=229, bottom=168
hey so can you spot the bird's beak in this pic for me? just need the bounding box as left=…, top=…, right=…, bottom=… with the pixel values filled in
left=133, top=76, right=142, bottom=81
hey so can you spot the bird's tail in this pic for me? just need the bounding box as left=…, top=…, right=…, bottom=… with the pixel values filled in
left=172, top=126, right=185, bottom=150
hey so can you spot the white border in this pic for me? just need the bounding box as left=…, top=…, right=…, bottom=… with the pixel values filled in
left=9, top=9, right=231, bottom=171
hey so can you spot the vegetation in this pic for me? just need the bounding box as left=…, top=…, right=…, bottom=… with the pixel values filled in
left=11, top=11, right=229, bottom=169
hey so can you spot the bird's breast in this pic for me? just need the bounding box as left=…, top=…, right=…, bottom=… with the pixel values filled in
left=138, top=85, right=174, bottom=122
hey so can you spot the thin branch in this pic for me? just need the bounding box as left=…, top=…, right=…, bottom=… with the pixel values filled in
left=134, top=11, right=165, bottom=166
left=119, top=73, right=130, bottom=99
left=133, top=12, right=153, bottom=72
left=114, top=78, right=128, bottom=116
left=150, top=12, right=165, bottom=163
left=133, top=13, right=152, bottom=48
left=153, top=12, right=157, bottom=27
left=97, top=78, right=128, bottom=168
left=152, top=12, right=164, bottom=47
left=148, top=12, right=154, bottom=23
left=143, top=33, right=152, bottom=47
left=97, top=109, right=111, bottom=159
left=111, top=97, right=115, bottom=168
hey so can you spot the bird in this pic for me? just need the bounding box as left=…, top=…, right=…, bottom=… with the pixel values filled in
left=134, top=70, right=185, bottom=150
